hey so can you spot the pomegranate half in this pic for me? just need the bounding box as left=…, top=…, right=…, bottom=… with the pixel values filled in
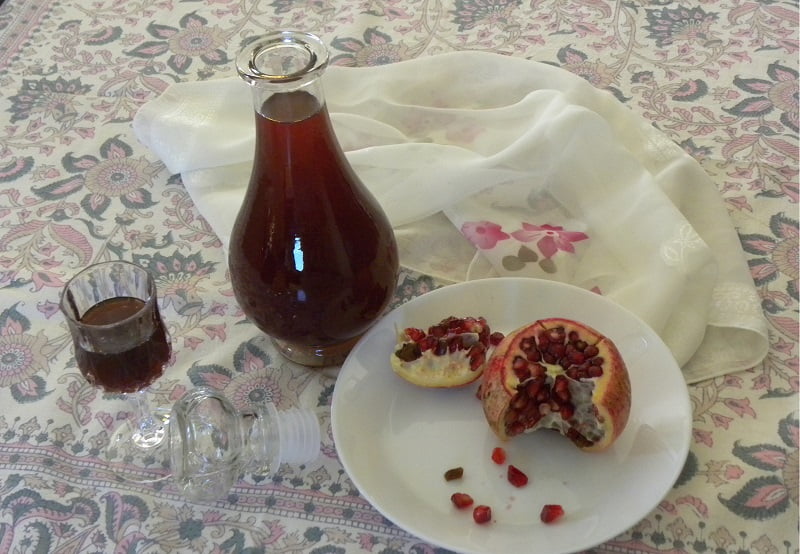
left=480, top=317, right=631, bottom=452
left=390, top=316, right=503, bottom=388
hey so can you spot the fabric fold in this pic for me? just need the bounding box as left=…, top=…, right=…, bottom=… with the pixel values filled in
left=132, top=50, right=768, bottom=383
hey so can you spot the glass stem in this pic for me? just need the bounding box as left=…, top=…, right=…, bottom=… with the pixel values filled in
left=128, top=389, right=165, bottom=448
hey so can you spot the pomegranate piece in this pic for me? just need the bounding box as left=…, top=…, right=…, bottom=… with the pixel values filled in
left=540, top=504, right=565, bottom=523
left=451, top=492, right=474, bottom=509
left=480, top=317, right=631, bottom=452
left=390, top=315, right=503, bottom=388
left=491, top=446, right=506, bottom=465
left=472, top=505, right=492, bottom=524
left=507, top=464, right=528, bottom=487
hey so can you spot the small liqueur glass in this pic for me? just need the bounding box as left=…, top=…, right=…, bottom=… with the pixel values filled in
left=60, top=260, right=172, bottom=482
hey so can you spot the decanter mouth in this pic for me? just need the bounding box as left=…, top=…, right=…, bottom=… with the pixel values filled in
left=236, top=30, right=329, bottom=85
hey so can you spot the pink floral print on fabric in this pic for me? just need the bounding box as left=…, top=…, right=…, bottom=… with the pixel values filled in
left=510, top=223, right=589, bottom=259
left=460, top=221, right=588, bottom=258
left=460, top=220, right=511, bottom=249
left=460, top=220, right=589, bottom=276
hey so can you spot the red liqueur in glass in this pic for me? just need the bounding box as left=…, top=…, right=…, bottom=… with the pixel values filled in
left=76, top=296, right=170, bottom=393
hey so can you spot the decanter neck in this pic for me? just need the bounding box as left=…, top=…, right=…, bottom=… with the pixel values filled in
left=236, top=31, right=329, bottom=122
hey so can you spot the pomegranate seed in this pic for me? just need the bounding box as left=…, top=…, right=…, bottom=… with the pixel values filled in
left=448, top=335, right=464, bottom=352
left=491, top=447, right=506, bottom=465
left=507, top=421, right=525, bottom=436
left=525, top=379, right=541, bottom=397
left=460, top=316, right=475, bottom=329
left=405, top=327, right=426, bottom=342
left=394, top=342, right=421, bottom=362
left=447, top=317, right=464, bottom=330
left=566, top=350, right=586, bottom=364
left=540, top=504, right=565, bottom=523
left=450, top=492, right=474, bottom=509
left=419, top=335, right=437, bottom=352
left=469, top=356, right=485, bottom=371
left=507, top=464, right=528, bottom=487
left=444, top=467, right=464, bottom=481
left=472, top=505, right=492, bottom=524
left=526, top=348, right=542, bottom=362
left=513, top=366, right=530, bottom=381
left=468, top=345, right=486, bottom=371
left=511, top=395, right=527, bottom=410
left=489, top=331, right=505, bottom=345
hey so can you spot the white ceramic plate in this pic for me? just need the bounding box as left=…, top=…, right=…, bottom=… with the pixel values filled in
left=331, top=278, right=691, bottom=554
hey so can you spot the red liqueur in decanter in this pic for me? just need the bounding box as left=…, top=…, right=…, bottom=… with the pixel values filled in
left=229, top=31, right=399, bottom=367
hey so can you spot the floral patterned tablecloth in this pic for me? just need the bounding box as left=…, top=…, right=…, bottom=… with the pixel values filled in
left=0, top=0, right=797, bottom=552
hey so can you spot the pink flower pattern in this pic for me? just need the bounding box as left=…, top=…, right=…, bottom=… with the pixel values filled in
left=510, top=223, right=589, bottom=258
left=460, top=220, right=589, bottom=275
left=460, top=220, right=511, bottom=249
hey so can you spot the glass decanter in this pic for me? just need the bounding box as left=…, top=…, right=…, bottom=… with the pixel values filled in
left=229, top=30, right=399, bottom=367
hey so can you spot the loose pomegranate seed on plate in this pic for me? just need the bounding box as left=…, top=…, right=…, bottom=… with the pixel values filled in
left=472, top=505, right=492, bottom=524
left=507, top=464, right=528, bottom=487
left=451, top=492, right=474, bottom=509
left=491, top=446, right=506, bottom=465
left=444, top=467, right=464, bottom=481
left=540, top=504, right=565, bottom=523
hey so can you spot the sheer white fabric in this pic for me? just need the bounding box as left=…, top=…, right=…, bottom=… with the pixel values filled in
left=133, top=51, right=767, bottom=383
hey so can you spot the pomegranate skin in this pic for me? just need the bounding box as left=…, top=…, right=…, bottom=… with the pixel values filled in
left=480, top=317, right=631, bottom=452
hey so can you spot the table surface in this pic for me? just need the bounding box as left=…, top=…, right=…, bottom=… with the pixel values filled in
left=0, top=0, right=797, bottom=552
